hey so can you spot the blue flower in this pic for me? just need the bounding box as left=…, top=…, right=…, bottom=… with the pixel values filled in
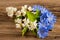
left=32, top=5, right=43, bottom=11
left=32, top=5, right=56, bottom=24
left=46, top=13, right=56, bottom=24
left=47, top=24, right=54, bottom=30
left=40, top=12, right=56, bottom=24
left=32, top=5, right=56, bottom=30
left=41, top=12, right=56, bottom=30
left=37, top=22, right=48, bottom=38
left=32, top=5, right=49, bottom=14
left=40, top=12, right=56, bottom=30
left=32, top=5, right=56, bottom=38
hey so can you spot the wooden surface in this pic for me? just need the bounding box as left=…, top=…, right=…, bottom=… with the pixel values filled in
left=0, top=0, right=60, bottom=40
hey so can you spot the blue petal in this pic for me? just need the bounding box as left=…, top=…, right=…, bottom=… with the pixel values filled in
left=47, top=24, right=54, bottom=30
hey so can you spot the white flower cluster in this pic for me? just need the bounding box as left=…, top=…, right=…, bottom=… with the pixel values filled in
left=6, top=7, right=17, bottom=17
left=6, top=5, right=37, bottom=30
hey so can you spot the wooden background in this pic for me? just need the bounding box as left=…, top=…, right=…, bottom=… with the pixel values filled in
left=0, top=0, right=60, bottom=40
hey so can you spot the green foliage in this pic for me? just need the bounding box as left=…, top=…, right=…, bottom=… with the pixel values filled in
left=22, top=27, right=28, bottom=36
left=26, top=10, right=40, bottom=22
left=35, top=10, right=40, bottom=22
left=31, top=29, right=37, bottom=36
left=26, top=11, right=36, bottom=22
left=35, top=10, right=40, bottom=19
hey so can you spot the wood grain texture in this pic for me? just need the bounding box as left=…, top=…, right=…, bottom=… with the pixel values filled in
left=0, top=0, right=60, bottom=40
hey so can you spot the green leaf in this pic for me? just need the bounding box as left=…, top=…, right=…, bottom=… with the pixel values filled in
left=35, top=10, right=40, bottom=18
left=22, top=27, right=28, bottom=36
left=26, top=11, right=36, bottom=22
left=26, top=10, right=40, bottom=22
left=35, top=10, right=40, bottom=22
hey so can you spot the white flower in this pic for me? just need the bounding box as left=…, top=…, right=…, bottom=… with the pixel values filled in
left=33, top=20, right=37, bottom=27
left=28, top=6, right=32, bottom=11
left=22, top=23, right=25, bottom=27
left=6, top=7, right=17, bottom=17
left=15, top=10, right=21, bottom=17
left=22, top=18, right=27, bottom=27
left=16, top=23, right=21, bottom=29
left=21, top=9, right=26, bottom=16
left=21, top=18, right=30, bottom=27
left=23, top=18, right=29, bottom=25
left=15, top=18, right=22, bottom=23
left=27, top=20, right=37, bottom=30
left=22, top=18, right=37, bottom=30
left=26, top=19, right=30, bottom=23
left=21, top=5, right=28, bottom=16
left=22, top=5, right=28, bottom=10
left=24, top=5, right=28, bottom=9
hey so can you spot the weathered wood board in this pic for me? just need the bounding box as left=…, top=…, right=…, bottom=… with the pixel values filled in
left=0, top=0, right=60, bottom=40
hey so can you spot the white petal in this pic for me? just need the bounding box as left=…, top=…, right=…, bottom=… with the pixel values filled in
left=13, top=7, right=17, bottom=12
left=22, top=24, right=25, bottom=27
left=22, top=5, right=28, bottom=9
left=15, top=10, right=21, bottom=17
left=21, top=9, right=26, bottom=16
left=28, top=6, right=32, bottom=11
left=16, top=24, right=21, bottom=28
left=15, top=18, right=22, bottom=23
left=27, top=19, right=30, bottom=23
left=24, top=5, right=28, bottom=9
left=7, top=12, right=13, bottom=17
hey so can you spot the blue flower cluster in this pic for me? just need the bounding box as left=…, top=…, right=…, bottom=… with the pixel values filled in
left=32, top=5, right=56, bottom=38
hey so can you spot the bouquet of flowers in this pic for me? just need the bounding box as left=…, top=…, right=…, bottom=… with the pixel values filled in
left=6, top=5, right=56, bottom=38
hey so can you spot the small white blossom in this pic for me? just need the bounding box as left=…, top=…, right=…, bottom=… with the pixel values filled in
left=7, top=11, right=14, bottom=18
left=6, top=7, right=17, bottom=17
left=22, top=18, right=27, bottom=27
left=21, top=5, right=28, bottom=16
left=33, top=20, right=37, bottom=27
left=21, top=9, right=26, bottom=16
left=22, top=5, right=28, bottom=9
left=23, top=18, right=29, bottom=25
left=32, top=12, right=36, bottom=14
left=24, top=5, right=28, bottom=9
left=15, top=10, right=21, bottom=17
left=16, top=23, right=21, bottom=28
left=15, top=18, right=22, bottom=23
left=28, top=6, right=32, bottom=11
left=22, top=18, right=37, bottom=30
left=21, top=18, right=30, bottom=27
left=27, top=20, right=37, bottom=30
left=26, top=19, right=30, bottom=23
left=22, top=23, right=25, bottom=27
